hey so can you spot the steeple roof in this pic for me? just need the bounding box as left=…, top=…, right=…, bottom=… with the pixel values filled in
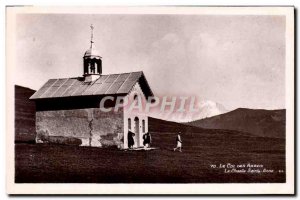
left=84, top=44, right=101, bottom=58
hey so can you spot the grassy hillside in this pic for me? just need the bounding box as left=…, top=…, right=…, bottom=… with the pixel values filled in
left=187, top=108, right=286, bottom=138
left=15, top=85, right=36, bottom=143
left=16, top=117, right=285, bottom=183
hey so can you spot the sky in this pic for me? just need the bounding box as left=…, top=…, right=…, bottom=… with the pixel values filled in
left=15, top=14, right=286, bottom=110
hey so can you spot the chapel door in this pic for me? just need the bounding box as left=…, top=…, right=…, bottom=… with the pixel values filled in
left=134, top=117, right=140, bottom=147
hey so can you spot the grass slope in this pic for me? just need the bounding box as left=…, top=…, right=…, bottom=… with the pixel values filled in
left=15, top=117, right=285, bottom=183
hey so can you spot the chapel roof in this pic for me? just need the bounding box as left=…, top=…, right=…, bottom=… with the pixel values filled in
left=30, top=71, right=154, bottom=100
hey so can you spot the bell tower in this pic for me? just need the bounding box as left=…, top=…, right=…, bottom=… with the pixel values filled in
left=83, top=24, right=102, bottom=82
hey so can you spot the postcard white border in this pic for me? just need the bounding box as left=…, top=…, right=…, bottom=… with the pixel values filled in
left=6, top=6, right=294, bottom=194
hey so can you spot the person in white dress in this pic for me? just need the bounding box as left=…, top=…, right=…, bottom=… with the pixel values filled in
left=174, top=132, right=182, bottom=152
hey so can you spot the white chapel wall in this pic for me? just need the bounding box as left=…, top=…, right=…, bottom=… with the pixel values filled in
left=123, top=82, right=149, bottom=149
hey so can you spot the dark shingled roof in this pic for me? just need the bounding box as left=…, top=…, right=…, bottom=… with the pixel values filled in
left=30, top=71, right=154, bottom=100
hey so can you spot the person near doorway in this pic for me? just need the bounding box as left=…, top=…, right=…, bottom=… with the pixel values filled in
left=174, top=132, right=182, bottom=152
left=143, top=132, right=152, bottom=148
left=128, top=130, right=135, bottom=149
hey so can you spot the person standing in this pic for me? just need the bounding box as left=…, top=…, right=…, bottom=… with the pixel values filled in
left=143, top=132, right=152, bottom=148
left=143, top=132, right=147, bottom=147
left=174, top=132, right=182, bottom=152
left=128, top=130, right=135, bottom=149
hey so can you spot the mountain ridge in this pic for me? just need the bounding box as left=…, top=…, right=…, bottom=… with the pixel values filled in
left=15, top=85, right=36, bottom=142
left=187, top=108, right=286, bottom=138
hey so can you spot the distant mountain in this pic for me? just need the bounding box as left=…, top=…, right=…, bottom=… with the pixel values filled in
left=187, top=108, right=286, bottom=138
left=148, top=100, right=228, bottom=123
left=194, top=100, right=228, bottom=120
left=15, top=85, right=36, bottom=142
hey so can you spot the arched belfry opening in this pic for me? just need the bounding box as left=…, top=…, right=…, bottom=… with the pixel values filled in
left=84, top=58, right=102, bottom=75
left=83, top=24, right=102, bottom=82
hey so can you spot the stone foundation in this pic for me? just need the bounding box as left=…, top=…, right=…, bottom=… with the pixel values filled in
left=36, top=108, right=124, bottom=148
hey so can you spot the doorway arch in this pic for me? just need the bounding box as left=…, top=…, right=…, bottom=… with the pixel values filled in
left=134, top=117, right=140, bottom=147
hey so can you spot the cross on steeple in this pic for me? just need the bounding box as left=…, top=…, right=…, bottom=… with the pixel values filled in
left=90, top=24, right=94, bottom=46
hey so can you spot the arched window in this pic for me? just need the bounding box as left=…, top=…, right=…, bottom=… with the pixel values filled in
left=142, top=120, right=145, bottom=133
left=128, top=118, right=131, bottom=130
left=133, top=94, right=138, bottom=101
